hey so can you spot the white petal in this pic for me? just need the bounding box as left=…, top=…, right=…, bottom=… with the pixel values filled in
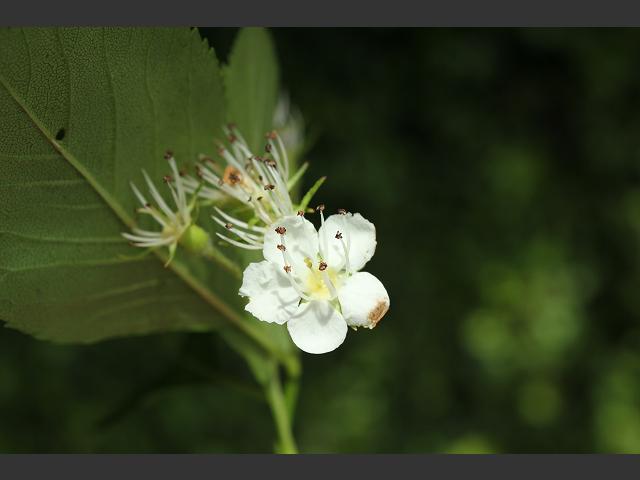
left=263, top=215, right=319, bottom=273
left=338, top=272, right=389, bottom=329
left=239, top=261, right=300, bottom=325
left=319, top=212, right=376, bottom=272
left=287, top=301, right=347, bottom=354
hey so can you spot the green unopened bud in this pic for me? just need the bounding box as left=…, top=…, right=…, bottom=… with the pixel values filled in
left=180, top=224, right=210, bottom=254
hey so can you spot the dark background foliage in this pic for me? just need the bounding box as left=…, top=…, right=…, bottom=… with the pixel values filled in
left=3, top=28, right=640, bottom=452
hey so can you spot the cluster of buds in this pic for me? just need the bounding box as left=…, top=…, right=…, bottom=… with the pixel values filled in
left=180, top=125, right=307, bottom=250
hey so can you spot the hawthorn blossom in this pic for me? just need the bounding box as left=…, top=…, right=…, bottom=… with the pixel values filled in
left=239, top=209, right=390, bottom=354
left=122, top=153, right=208, bottom=264
left=182, top=125, right=303, bottom=250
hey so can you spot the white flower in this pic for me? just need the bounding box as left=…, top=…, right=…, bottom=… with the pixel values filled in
left=182, top=126, right=303, bottom=251
left=239, top=209, right=390, bottom=354
left=122, top=154, right=208, bottom=264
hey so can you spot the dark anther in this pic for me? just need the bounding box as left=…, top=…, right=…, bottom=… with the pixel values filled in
left=338, top=208, right=347, bottom=215
left=55, top=128, right=66, bottom=141
left=277, top=244, right=286, bottom=251
left=163, top=150, right=173, bottom=160
left=275, top=226, right=287, bottom=235
left=264, top=184, right=275, bottom=191
left=163, top=175, right=172, bottom=183
left=258, top=175, right=264, bottom=181
left=195, top=166, right=203, bottom=178
left=335, top=231, right=343, bottom=240
left=265, top=159, right=277, bottom=168
left=265, top=143, right=273, bottom=153
left=225, top=223, right=233, bottom=229
left=266, top=131, right=277, bottom=140
left=145, top=203, right=152, bottom=208
left=229, top=173, right=241, bottom=184
left=297, top=210, right=305, bottom=217
left=316, top=204, right=325, bottom=212
left=228, top=134, right=237, bottom=143
left=319, top=261, right=328, bottom=271
left=283, top=265, right=292, bottom=273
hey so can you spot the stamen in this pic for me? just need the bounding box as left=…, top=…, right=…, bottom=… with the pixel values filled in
left=130, top=182, right=148, bottom=207
left=139, top=204, right=168, bottom=228
left=338, top=236, right=351, bottom=273
left=321, top=271, right=339, bottom=300
left=274, top=132, right=290, bottom=179
left=264, top=162, right=293, bottom=214
left=122, top=233, right=174, bottom=247
left=275, top=226, right=287, bottom=235
left=278, top=233, right=313, bottom=301
left=319, top=261, right=327, bottom=271
left=267, top=137, right=286, bottom=176
left=338, top=208, right=347, bottom=215
left=214, top=208, right=266, bottom=232
left=339, top=215, right=352, bottom=274
left=249, top=155, right=285, bottom=216
left=143, top=171, right=175, bottom=219
left=215, top=232, right=262, bottom=250
left=316, top=204, right=326, bottom=226
left=167, top=157, right=188, bottom=219
left=132, top=228, right=164, bottom=237
left=212, top=217, right=262, bottom=244
left=297, top=210, right=305, bottom=216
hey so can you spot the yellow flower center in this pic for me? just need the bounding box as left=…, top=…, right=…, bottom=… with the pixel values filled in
left=304, top=266, right=341, bottom=300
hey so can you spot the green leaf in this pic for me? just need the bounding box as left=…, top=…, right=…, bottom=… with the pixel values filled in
left=224, top=28, right=279, bottom=152
left=0, top=27, right=277, bottom=354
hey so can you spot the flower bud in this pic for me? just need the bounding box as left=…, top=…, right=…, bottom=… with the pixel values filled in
left=180, top=224, right=210, bottom=254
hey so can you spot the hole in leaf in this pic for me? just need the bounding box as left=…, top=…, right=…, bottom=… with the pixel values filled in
left=55, top=128, right=66, bottom=141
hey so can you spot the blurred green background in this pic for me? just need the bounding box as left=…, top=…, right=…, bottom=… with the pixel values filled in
left=3, top=28, right=640, bottom=452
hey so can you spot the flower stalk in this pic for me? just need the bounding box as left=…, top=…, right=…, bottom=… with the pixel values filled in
left=265, top=369, right=298, bottom=454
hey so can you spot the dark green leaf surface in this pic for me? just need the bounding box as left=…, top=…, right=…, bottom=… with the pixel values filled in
left=0, top=27, right=254, bottom=343
left=224, top=28, right=280, bottom=152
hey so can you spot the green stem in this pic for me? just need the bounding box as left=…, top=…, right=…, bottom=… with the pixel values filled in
left=265, top=370, right=298, bottom=454
left=284, top=372, right=300, bottom=420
